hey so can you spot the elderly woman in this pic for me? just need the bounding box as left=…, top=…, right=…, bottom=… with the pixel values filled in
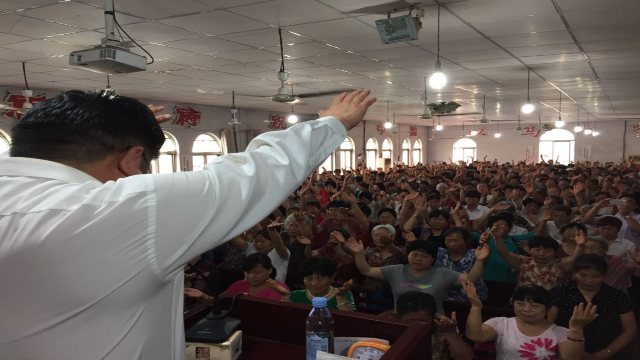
left=346, top=238, right=489, bottom=314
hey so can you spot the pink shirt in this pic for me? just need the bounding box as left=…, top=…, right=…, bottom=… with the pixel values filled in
left=223, top=280, right=289, bottom=301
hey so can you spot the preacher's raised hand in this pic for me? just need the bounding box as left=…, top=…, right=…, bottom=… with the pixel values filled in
left=318, top=89, right=377, bottom=130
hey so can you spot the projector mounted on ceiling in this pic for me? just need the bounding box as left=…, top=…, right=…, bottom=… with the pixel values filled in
left=69, top=0, right=148, bottom=74
left=375, top=14, right=422, bottom=44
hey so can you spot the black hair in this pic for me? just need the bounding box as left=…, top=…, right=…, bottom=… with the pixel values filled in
left=378, top=207, right=397, bottom=218
left=357, top=201, right=372, bottom=217
left=11, top=90, right=164, bottom=165
left=358, top=191, right=373, bottom=202
left=327, top=200, right=351, bottom=209
left=487, top=214, right=513, bottom=229
left=242, top=253, right=276, bottom=278
left=444, top=227, right=471, bottom=243
left=465, top=190, right=481, bottom=199
left=559, top=222, right=587, bottom=235
left=426, top=192, right=440, bottom=201
left=301, top=256, right=337, bottom=277
left=573, top=254, right=608, bottom=275
left=595, top=216, right=623, bottom=230
left=406, top=240, right=438, bottom=261
left=427, top=209, right=450, bottom=220
left=548, top=196, right=564, bottom=206
left=253, top=229, right=272, bottom=241
left=511, top=285, right=552, bottom=308
left=324, top=180, right=337, bottom=189
left=527, top=236, right=560, bottom=250
left=522, top=197, right=543, bottom=208
left=396, top=291, right=437, bottom=318
left=553, top=205, right=572, bottom=216
left=330, top=228, right=351, bottom=239
left=306, top=200, right=321, bottom=208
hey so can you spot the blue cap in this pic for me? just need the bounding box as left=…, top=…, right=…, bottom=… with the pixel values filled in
left=312, top=297, right=327, bottom=307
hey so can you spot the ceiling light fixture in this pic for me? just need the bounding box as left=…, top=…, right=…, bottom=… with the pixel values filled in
left=573, top=106, right=583, bottom=133
left=592, top=116, right=599, bottom=136
left=384, top=101, right=393, bottom=129
left=470, top=129, right=479, bottom=136
left=428, top=5, right=447, bottom=90
left=554, top=92, right=565, bottom=128
left=583, top=113, right=592, bottom=135
left=521, top=68, right=535, bottom=114
left=286, top=105, right=298, bottom=124
left=494, top=121, right=501, bottom=138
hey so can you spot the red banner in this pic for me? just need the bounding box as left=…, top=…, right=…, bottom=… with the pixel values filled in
left=173, top=107, right=201, bottom=128
left=2, top=93, right=47, bottom=120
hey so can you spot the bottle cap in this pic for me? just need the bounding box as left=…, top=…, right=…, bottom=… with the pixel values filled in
left=312, top=297, right=327, bottom=307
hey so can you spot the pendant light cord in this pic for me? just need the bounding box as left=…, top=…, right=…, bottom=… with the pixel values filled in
left=558, top=92, right=562, bottom=120
left=436, top=6, right=441, bottom=62
left=278, top=28, right=285, bottom=73
left=22, top=62, right=29, bottom=90
left=526, top=68, right=530, bottom=102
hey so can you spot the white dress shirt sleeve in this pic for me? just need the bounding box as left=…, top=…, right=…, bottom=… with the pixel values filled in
left=151, top=116, right=346, bottom=278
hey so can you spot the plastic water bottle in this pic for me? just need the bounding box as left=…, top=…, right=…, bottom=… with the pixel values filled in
left=306, top=297, right=335, bottom=360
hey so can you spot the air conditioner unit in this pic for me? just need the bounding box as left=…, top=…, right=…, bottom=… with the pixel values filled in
left=375, top=15, right=422, bottom=44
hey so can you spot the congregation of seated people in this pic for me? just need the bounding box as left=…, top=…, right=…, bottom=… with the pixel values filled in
left=184, top=159, right=640, bottom=359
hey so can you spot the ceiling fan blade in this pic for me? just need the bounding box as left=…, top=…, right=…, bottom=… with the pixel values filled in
left=234, top=93, right=271, bottom=98
left=296, top=89, right=352, bottom=99
left=196, top=88, right=225, bottom=95
left=438, top=112, right=482, bottom=117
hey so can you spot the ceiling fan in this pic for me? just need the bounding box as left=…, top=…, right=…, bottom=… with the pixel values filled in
left=232, top=28, right=350, bottom=104
left=1, top=62, right=36, bottom=116
left=398, top=77, right=481, bottom=119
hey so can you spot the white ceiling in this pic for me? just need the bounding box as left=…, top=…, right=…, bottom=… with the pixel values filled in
left=1, top=0, right=639, bottom=126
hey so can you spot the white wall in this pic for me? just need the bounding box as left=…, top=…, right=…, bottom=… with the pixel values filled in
left=0, top=86, right=429, bottom=169
left=426, top=120, right=639, bottom=164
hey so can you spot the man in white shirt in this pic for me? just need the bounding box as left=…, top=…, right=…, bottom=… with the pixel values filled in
left=596, top=216, right=637, bottom=257
left=0, top=89, right=376, bottom=359
left=464, top=190, right=490, bottom=221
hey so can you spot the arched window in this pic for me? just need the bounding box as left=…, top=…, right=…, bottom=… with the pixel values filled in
left=192, top=133, right=223, bottom=171
left=401, top=139, right=411, bottom=165
left=453, top=138, right=477, bottom=164
left=412, top=139, right=422, bottom=165
left=0, top=129, right=10, bottom=154
left=539, top=129, right=575, bottom=165
left=338, top=137, right=354, bottom=170
left=151, top=131, right=179, bottom=174
left=381, top=138, right=393, bottom=160
left=365, top=138, right=378, bottom=170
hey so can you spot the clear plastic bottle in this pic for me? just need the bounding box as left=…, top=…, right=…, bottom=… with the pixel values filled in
left=306, top=297, right=335, bottom=360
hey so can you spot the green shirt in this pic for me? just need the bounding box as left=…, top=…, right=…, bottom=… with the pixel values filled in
left=472, top=232, right=533, bottom=283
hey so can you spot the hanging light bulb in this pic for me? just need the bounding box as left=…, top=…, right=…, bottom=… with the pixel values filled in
left=584, top=128, right=592, bottom=135
left=520, top=68, right=535, bottom=114
left=554, top=92, right=564, bottom=128
left=383, top=100, right=392, bottom=128
left=470, top=129, right=478, bottom=136
left=592, top=130, right=600, bottom=136
left=573, top=106, right=583, bottom=132
left=494, top=132, right=502, bottom=138
left=428, top=6, right=447, bottom=90
left=286, top=113, right=298, bottom=124
left=435, top=123, right=444, bottom=131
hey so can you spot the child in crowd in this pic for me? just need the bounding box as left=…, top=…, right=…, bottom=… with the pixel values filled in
left=393, top=291, right=473, bottom=360
left=287, top=256, right=355, bottom=311
left=184, top=253, right=289, bottom=302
